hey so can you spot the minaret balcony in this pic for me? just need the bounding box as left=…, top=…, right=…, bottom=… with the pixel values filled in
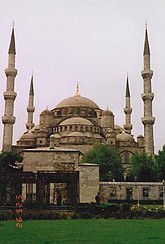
left=124, top=108, right=132, bottom=114
left=141, top=116, right=155, bottom=125
left=123, top=124, right=132, bottom=130
left=3, top=91, right=17, bottom=100
left=27, top=107, right=35, bottom=113
left=141, top=69, right=153, bottom=79
left=26, top=122, right=35, bottom=130
left=141, top=93, right=154, bottom=101
left=2, top=116, right=16, bottom=124
left=5, top=68, right=17, bottom=77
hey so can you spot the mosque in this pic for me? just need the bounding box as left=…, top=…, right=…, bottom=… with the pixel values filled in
left=1, top=26, right=155, bottom=204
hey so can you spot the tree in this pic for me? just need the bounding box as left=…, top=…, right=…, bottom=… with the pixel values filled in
left=0, top=151, right=23, bottom=205
left=155, top=145, right=165, bottom=181
left=0, top=151, right=23, bottom=172
left=81, top=144, right=124, bottom=181
left=128, top=152, right=156, bottom=182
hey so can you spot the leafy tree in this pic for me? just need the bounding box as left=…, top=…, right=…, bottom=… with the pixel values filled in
left=0, top=151, right=23, bottom=172
left=155, top=145, right=165, bottom=181
left=0, top=151, right=23, bottom=205
left=128, top=152, right=156, bottom=182
left=81, top=144, right=124, bottom=181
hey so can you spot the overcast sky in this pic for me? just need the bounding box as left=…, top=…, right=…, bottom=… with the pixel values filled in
left=0, top=0, right=164, bottom=153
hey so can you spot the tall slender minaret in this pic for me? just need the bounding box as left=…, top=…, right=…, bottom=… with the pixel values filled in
left=124, top=75, right=132, bottom=134
left=141, top=26, right=155, bottom=155
left=2, top=27, right=17, bottom=151
left=26, top=75, right=35, bottom=131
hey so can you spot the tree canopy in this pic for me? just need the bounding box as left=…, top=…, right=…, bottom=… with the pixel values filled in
left=128, top=152, right=156, bottom=182
left=154, top=145, right=165, bottom=181
left=81, top=143, right=124, bottom=181
left=0, top=151, right=23, bottom=172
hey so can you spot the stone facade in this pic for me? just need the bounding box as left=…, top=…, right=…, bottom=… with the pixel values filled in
left=78, top=164, right=99, bottom=203
left=21, top=147, right=99, bottom=203
left=100, top=182, right=163, bottom=202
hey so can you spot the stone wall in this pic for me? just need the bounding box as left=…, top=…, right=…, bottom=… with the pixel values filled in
left=100, top=182, right=163, bottom=202
left=78, top=164, right=99, bottom=203
left=22, top=148, right=80, bottom=172
left=21, top=147, right=99, bottom=204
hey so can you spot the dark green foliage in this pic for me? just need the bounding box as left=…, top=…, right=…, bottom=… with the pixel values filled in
left=81, top=143, right=124, bottom=181
left=0, top=151, right=23, bottom=205
left=0, top=210, right=14, bottom=220
left=0, top=151, right=23, bottom=172
left=154, top=145, right=165, bottom=181
left=77, top=202, right=121, bottom=218
left=128, top=152, right=156, bottom=181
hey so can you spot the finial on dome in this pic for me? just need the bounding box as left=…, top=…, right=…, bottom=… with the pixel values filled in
left=75, top=82, right=80, bottom=96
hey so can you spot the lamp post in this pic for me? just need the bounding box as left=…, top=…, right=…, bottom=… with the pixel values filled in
left=162, top=180, right=165, bottom=210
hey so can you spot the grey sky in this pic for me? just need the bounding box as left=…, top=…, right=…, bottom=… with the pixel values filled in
left=0, top=0, right=164, bottom=153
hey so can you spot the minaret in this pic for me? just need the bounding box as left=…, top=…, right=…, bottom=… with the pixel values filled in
left=26, top=75, right=35, bottom=131
left=141, top=25, right=155, bottom=155
left=2, top=27, right=17, bottom=151
left=124, top=75, right=132, bottom=134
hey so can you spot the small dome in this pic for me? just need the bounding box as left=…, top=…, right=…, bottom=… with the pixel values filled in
left=116, top=132, right=135, bottom=142
left=102, top=109, right=114, bottom=116
left=40, top=109, right=53, bottom=116
left=68, top=132, right=84, bottom=137
left=60, top=117, right=93, bottom=126
left=55, top=95, right=99, bottom=109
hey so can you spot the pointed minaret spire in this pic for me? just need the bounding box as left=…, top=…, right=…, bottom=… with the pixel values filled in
left=126, top=75, right=130, bottom=97
left=141, top=25, right=155, bottom=155
left=29, top=75, right=34, bottom=96
left=124, top=75, right=132, bottom=134
left=26, top=75, right=35, bottom=131
left=9, top=26, right=16, bottom=54
left=143, top=25, right=150, bottom=55
left=2, top=27, right=17, bottom=151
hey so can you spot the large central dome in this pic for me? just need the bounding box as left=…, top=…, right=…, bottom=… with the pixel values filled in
left=55, top=94, right=99, bottom=109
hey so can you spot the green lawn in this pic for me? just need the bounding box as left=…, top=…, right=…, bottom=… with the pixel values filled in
left=0, top=219, right=165, bottom=244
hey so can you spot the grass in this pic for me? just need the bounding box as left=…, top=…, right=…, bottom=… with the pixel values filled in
left=0, top=219, right=165, bottom=244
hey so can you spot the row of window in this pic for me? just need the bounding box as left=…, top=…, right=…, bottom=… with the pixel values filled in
left=109, top=187, right=164, bottom=199
left=53, top=125, right=100, bottom=134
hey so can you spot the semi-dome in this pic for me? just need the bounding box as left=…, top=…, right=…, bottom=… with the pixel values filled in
left=55, top=95, right=99, bottom=109
left=60, top=117, right=93, bottom=126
